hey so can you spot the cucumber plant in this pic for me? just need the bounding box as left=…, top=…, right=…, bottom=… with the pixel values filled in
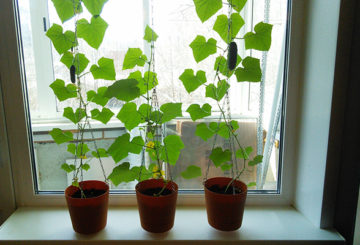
left=179, top=0, right=273, bottom=190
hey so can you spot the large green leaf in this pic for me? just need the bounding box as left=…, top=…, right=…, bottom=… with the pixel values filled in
left=236, top=146, right=253, bottom=159
left=90, top=57, right=116, bottom=80
left=104, top=79, right=140, bottom=102
left=82, top=0, right=108, bottom=16
left=160, top=103, right=183, bottom=123
left=179, top=69, right=206, bottom=93
left=51, top=0, right=82, bottom=23
left=186, top=103, right=211, bottom=121
left=108, top=162, right=137, bottom=186
left=195, top=123, right=215, bottom=141
left=213, top=13, right=244, bottom=43
left=90, top=108, right=114, bottom=124
left=131, top=166, right=152, bottom=181
left=190, top=35, right=217, bottom=63
left=46, top=24, right=75, bottom=55
left=214, top=55, right=241, bottom=77
left=181, top=165, right=202, bottom=179
left=249, top=155, right=263, bottom=166
left=67, top=143, right=90, bottom=156
left=244, top=22, right=273, bottom=51
left=160, top=135, right=184, bottom=165
left=122, top=48, right=147, bottom=70
left=117, top=102, right=142, bottom=131
left=77, top=16, right=108, bottom=49
left=128, top=71, right=158, bottom=95
left=235, top=56, right=262, bottom=82
left=49, top=128, right=74, bottom=144
left=193, top=0, right=222, bottom=23
left=143, top=25, right=158, bottom=43
left=61, top=163, right=76, bottom=173
left=87, top=87, right=109, bottom=106
left=107, top=133, right=144, bottom=163
left=60, top=52, right=89, bottom=75
left=209, top=147, right=232, bottom=167
left=228, top=0, right=247, bottom=12
left=63, top=107, right=86, bottom=124
left=205, top=80, right=230, bottom=101
left=49, top=79, right=77, bottom=101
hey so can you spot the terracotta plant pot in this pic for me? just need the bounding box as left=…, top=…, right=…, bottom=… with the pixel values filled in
left=204, top=177, right=247, bottom=231
left=65, top=180, right=109, bottom=234
left=135, top=179, right=178, bottom=233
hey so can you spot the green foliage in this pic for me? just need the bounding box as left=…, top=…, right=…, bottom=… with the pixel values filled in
left=205, top=80, right=230, bottom=101
left=235, top=56, right=262, bottom=82
left=209, top=147, right=232, bottom=167
left=249, top=155, right=263, bottom=166
left=90, top=57, right=116, bottom=80
left=63, top=107, right=86, bottom=124
left=51, top=0, right=82, bottom=23
left=50, top=79, right=77, bottom=101
left=117, top=102, right=142, bottom=131
left=228, top=0, right=247, bottom=12
left=67, top=143, right=90, bottom=156
left=82, top=0, right=108, bottom=16
left=160, top=135, right=184, bottom=165
left=213, top=13, right=244, bottom=43
left=186, top=103, right=211, bottom=121
left=190, top=35, right=217, bottom=63
left=131, top=166, right=152, bottom=181
left=195, top=123, right=215, bottom=141
left=46, top=24, right=75, bottom=55
left=160, top=103, right=183, bottom=123
left=122, top=48, right=147, bottom=70
left=236, top=146, right=253, bottom=159
left=77, top=16, right=108, bottom=49
left=244, top=22, right=273, bottom=51
left=104, top=79, right=140, bottom=102
left=60, top=52, right=89, bottom=75
left=107, top=133, right=144, bottom=163
left=61, top=163, right=76, bottom=173
left=181, top=165, right=202, bottom=179
left=87, top=87, right=109, bottom=106
left=90, top=108, right=114, bottom=124
left=50, top=128, right=74, bottom=144
left=128, top=71, right=158, bottom=95
left=221, top=163, right=233, bottom=171
left=108, top=162, right=136, bottom=186
left=81, top=163, right=90, bottom=171
left=193, top=0, right=222, bottom=23
left=179, top=69, right=206, bottom=93
left=91, top=148, right=108, bottom=158
left=144, top=25, right=158, bottom=43
left=247, top=182, right=256, bottom=187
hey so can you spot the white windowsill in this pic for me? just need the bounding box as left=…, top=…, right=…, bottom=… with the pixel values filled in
left=0, top=206, right=344, bottom=244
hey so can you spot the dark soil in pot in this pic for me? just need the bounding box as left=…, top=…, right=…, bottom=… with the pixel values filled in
left=65, top=180, right=109, bottom=234
left=136, top=179, right=178, bottom=233
left=204, top=177, right=247, bottom=231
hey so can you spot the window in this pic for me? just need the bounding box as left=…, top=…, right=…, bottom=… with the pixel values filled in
left=15, top=0, right=289, bottom=197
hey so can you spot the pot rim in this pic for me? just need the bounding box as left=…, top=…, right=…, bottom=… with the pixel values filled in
left=204, top=177, right=247, bottom=196
left=135, top=179, right=178, bottom=199
left=65, top=180, right=109, bottom=200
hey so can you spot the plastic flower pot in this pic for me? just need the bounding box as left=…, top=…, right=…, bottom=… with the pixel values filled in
left=135, top=179, right=178, bottom=233
left=65, top=180, right=109, bottom=234
left=204, top=177, right=247, bottom=231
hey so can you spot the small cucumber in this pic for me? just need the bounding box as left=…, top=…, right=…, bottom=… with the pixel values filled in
left=227, top=41, right=238, bottom=71
left=70, top=65, right=76, bottom=83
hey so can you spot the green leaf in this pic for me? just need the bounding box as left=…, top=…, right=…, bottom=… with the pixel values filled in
left=104, top=79, right=140, bottom=102
left=67, top=143, right=90, bottom=156
left=131, top=166, right=152, bottom=181
left=193, top=0, right=222, bottom=22
left=209, top=147, right=232, bottom=167
left=50, top=79, right=77, bottom=101
left=244, top=22, right=273, bottom=51
left=214, top=55, right=241, bottom=77
left=181, top=165, right=202, bottom=179
left=195, top=123, right=215, bottom=141
left=51, top=0, right=82, bottom=23
left=221, top=163, right=233, bottom=171
left=247, top=182, right=256, bottom=187
left=144, top=25, right=158, bottom=43
left=186, top=103, right=211, bottom=121
left=150, top=111, right=163, bottom=124
left=107, top=133, right=144, bottom=163
left=228, top=0, right=247, bottom=12
left=190, top=35, right=217, bottom=63
left=90, top=57, right=116, bottom=80
left=46, top=24, right=75, bottom=55
left=108, top=162, right=137, bottom=186
left=236, top=146, right=253, bottom=159
left=179, top=69, right=206, bottom=93
left=129, top=71, right=158, bottom=95
left=235, top=56, right=262, bottom=82
left=205, top=80, right=230, bottom=101
left=213, top=13, right=244, bottom=43
left=90, top=108, right=114, bottom=124
left=81, top=163, right=90, bottom=171
left=117, top=102, right=142, bottom=131
left=87, top=87, right=109, bottom=106
left=50, top=128, right=73, bottom=144
left=91, top=148, right=108, bottom=158
left=122, top=48, right=147, bottom=70
left=160, top=135, right=184, bottom=165
left=160, top=103, right=183, bottom=123
left=82, top=0, right=108, bottom=16
left=60, top=52, right=89, bottom=75
left=209, top=122, right=230, bottom=139
left=249, top=155, right=263, bottom=166
left=72, top=180, right=79, bottom=187
left=138, top=103, right=152, bottom=121
left=77, top=16, right=108, bottom=49
left=61, top=163, right=76, bottom=173
left=63, top=107, right=86, bottom=124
